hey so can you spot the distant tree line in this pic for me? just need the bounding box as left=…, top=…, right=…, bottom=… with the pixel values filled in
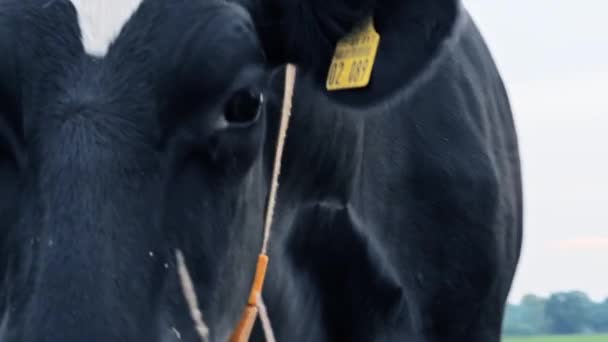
left=503, top=291, right=608, bottom=336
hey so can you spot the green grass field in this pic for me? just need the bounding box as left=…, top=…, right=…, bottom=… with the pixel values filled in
left=503, top=335, right=608, bottom=342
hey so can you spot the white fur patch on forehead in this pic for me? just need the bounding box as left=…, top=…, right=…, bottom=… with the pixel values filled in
left=70, top=0, right=144, bottom=57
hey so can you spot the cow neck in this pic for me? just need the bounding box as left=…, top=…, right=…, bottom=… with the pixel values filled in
left=276, top=77, right=364, bottom=204
left=228, top=64, right=297, bottom=342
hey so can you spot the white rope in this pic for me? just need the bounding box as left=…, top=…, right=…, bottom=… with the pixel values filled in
left=175, top=250, right=210, bottom=342
left=261, top=64, right=296, bottom=255
left=257, top=294, right=277, bottom=342
left=255, top=63, right=297, bottom=342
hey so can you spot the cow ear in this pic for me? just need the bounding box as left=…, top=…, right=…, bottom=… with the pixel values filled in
left=244, top=0, right=379, bottom=71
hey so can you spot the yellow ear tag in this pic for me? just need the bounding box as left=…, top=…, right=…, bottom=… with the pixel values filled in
left=326, top=17, right=381, bottom=91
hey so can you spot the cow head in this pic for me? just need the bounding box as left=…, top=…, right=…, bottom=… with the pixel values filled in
left=0, top=0, right=379, bottom=341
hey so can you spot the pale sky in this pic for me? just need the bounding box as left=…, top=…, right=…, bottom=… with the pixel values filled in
left=463, top=0, right=608, bottom=302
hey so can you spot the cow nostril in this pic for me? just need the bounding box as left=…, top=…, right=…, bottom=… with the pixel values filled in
left=224, top=87, right=263, bottom=126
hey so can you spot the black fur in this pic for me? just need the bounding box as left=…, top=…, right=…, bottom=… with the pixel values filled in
left=0, top=0, right=522, bottom=341
left=1, top=0, right=268, bottom=340
left=0, top=1, right=19, bottom=120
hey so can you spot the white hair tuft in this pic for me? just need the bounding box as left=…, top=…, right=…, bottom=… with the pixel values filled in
left=70, top=0, right=144, bottom=57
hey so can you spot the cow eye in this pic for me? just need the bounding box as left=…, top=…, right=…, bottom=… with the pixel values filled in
left=224, top=88, right=263, bottom=125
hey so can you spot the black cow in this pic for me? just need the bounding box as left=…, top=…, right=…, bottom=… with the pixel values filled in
left=0, top=0, right=522, bottom=341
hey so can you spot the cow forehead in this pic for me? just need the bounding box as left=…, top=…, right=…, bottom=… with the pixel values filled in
left=70, top=0, right=144, bottom=57
left=17, top=0, right=261, bottom=89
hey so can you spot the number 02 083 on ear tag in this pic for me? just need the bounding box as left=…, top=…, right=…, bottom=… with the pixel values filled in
left=326, top=18, right=381, bottom=91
